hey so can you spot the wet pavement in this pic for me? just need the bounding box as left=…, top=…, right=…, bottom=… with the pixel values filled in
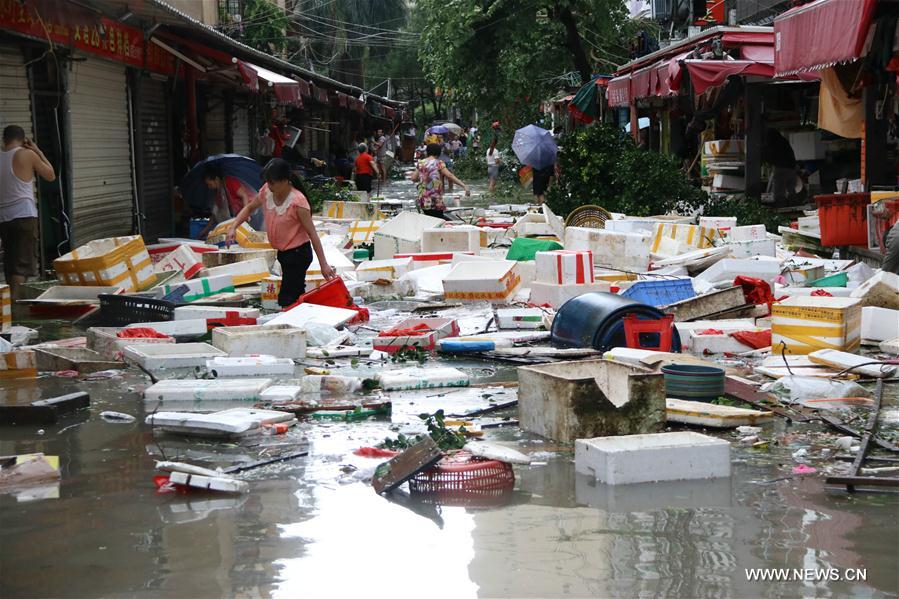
left=2, top=179, right=899, bottom=598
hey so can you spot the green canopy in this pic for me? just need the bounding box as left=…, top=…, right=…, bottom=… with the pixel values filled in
left=568, top=79, right=598, bottom=124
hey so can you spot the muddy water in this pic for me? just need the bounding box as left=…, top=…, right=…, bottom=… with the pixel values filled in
left=2, top=180, right=898, bottom=598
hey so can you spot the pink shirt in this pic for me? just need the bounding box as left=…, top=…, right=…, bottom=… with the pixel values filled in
left=259, top=183, right=311, bottom=251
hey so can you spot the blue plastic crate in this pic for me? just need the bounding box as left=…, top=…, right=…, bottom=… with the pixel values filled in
left=621, top=278, right=695, bottom=307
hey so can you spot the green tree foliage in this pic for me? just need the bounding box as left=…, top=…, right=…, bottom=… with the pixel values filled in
left=547, top=124, right=706, bottom=217
left=240, top=0, right=289, bottom=54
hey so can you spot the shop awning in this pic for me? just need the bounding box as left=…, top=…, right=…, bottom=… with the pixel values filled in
left=684, top=60, right=775, bottom=95
left=631, top=66, right=654, bottom=100
left=607, top=75, right=631, bottom=107
left=774, top=0, right=878, bottom=77
left=236, top=60, right=301, bottom=104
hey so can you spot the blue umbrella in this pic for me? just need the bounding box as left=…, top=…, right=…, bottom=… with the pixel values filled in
left=426, top=125, right=450, bottom=135
left=182, top=154, right=263, bottom=211
left=512, top=125, right=558, bottom=170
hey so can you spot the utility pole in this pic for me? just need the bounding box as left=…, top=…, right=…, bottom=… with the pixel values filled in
left=387, top=78, right=391, bottom=100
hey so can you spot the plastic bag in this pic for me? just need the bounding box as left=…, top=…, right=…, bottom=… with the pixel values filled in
left=118, top=327, right=169, bottom=339
left=761, top=376, right=870, bottom=404
left=304, top=322, right=344, bottom=347
left=300, top=375, right=363, bottom=394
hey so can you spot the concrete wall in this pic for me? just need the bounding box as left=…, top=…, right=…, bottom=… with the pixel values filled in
left=168, top=0, right=219, bottom=26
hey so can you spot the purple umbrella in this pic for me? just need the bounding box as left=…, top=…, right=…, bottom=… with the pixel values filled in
left=512, top=125, right=558, bottom=170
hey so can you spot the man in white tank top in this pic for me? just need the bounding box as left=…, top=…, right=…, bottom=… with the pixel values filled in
left=0, top=125, right=55, bottom=299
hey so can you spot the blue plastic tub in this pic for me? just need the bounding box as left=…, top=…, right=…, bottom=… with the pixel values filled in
left=621, top=278, right=695, bottom=307
left=189, top=218, right=210, bottom=240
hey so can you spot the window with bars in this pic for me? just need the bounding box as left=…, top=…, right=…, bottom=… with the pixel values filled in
left=218, top=0, right=242, bottom=24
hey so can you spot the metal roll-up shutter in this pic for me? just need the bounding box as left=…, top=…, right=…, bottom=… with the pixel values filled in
left=232, top=105, right=251, bottom=157
left=0, top=46, right=33, bottom=138
left=136, top=77, right=172, bottom=242
left=205, top=96, right=226, bottom=155
left=68, top=59, right=133, bottom=246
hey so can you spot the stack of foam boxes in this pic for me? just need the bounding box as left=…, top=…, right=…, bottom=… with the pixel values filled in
left=529, top=250, right=610, bottom=308
left=1, top=284, right=10, bottom=333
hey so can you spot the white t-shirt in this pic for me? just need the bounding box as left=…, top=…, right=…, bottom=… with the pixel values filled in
left=486, top=150, right=500, bottom=166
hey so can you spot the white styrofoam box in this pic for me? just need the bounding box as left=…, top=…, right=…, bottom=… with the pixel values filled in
left=161, top=274, right=234, bottom=302
left=650, top=223, right=723, bottom=257
left=378, top=367, right=470, bottom=391
left=265, top=303, right=357, bottom=328
left=808, top=349, right=897, bottom=378
left=143, top=378, right=273, bottom=402
left=198, top=258, right=270, bottom=287
left=146, top=408, right=294, bottom=437
left=688, top=329, right=766, bottom=356
left=125, top=319, right=208, bottom=338
left=698, top=216, right=737, bottom=233
left=797, top=215, right=820, bottom=234
left=124, top=342, right=227, bottom=372
left=674, top=319, right=757, bottom=351
left=523, top=222, right=556, bottom=237
left=496, top=308, right=544, bottom=330
left=206, top=356, right=296, bottom=377
left=212, top=324, right=306, bottom=358
left=421, top=226, right=486, bottom=253
left=785, top=264, right=825, bottom=287
left=29, top=285, right=124, bottom=302
left=323, top=200, right=377, bottom=220
left=147, top=241, right=218, bottom=263
left=154, top=244, right=203, bottom=279
left=356, top=257, right=414, bottom=282
left=346, top=220, right=383, bottom=246
left=442, top=261, right=521, bottom=303
left=728, top=225, right=767, bottom=242
left=788, top=130, right=825, bottom=160
left=861, top=307, right=899, bottom=342
left=712, top=173, right=745, bottom=190
left=517, top=260, right=536, bottom=287
left=259, top=385, right=303, bottom=402
left=309, top=246, right=355, bottom=276
left=879, top=337, right=899, bottom=354
left=850, top=271, right=899, bottom=309
left=603, top=219, right=658, bottom=235
left=174, top=306, right=260, bottom=321
left=373, top=212, right=445, bottom=259
left=509, top=212, right=546, bottom=238
left=694, top=259, right=781, bottom=287
left=725, top=238, right=777, bottom=258
left=771, top=295, right=862, bottom=355
left=704, top=139, right=745, bottom=156
left=535, top=250, right=595, bottom=285
left=529, top=281, right=611, bottom=309
left=260, top=276, right=281, bottom=310
left=575, top=432, right=731, bottom=485
left=565, top=227, right=651, bottom=272
left=87, top=327, right=175, bottom=361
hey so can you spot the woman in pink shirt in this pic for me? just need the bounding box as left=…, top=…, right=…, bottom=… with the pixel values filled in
left=227, top=159, right=335, bottom=307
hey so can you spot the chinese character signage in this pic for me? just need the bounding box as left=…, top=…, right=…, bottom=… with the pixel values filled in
left=0, top=0, right=174, bottom=75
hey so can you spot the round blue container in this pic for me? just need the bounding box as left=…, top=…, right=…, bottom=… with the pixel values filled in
left=661, top=364, right=725, bottom=403
left=189, top=218, right=209, bottom=240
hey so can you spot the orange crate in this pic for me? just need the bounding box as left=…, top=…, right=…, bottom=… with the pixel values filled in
left=815, top=193, right=869, bottom=246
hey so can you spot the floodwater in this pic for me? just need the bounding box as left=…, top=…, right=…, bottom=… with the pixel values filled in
left=2, top=179, right=898, bottom=598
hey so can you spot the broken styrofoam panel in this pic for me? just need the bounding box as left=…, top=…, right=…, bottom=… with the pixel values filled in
left=784, top=264, right=825, bottom=287
left=395, top=252, right=473, bottom=270
left=124, top=342, right=227, bottom=372
left=727, top=225, right=767, bottom=242
left=776, top=286, right=854, bottom=298
left=565, top=227, right=651, bottom=272
left=310, top=246, right=355, bottom=276
left=198, top=258, right=270, bottom=287
left=355, top=257, right=414, bottom=282
left=212, top=324, right=306, bottom=358
left=259, top=385, right=304, bottom=402
left=206, top=356, right=296, bottom=378
left=143, top=378, right=274, bottom=402
left=698, top=216, right=736, bottom=233
left=673, top=319, right=757, bottom=351
left=265, top=303, right=357, bottom=329
left=496, top=308, right=545, bottom=330
left=345, top=220, right=384, bottom=246
left=373, top=212, right=445, bottom=259
left=125, top=320, right=208, bottom=339
left=354, top=279, right=416, bottom=301
left=377, top=367, right=469, bottom=391
left=154, top=244, right=203, bottom=279
left=879, top=337, right=899, bottom=355
left=861, top=306, right=899, bottom=342
left=663, top=286, right=748, bottom=322
left=575, top=431, right=731, bottom=485
left=146, top=408, right=295, bottom=437
left=542, top=203, right=566, bottom=241
left=442, top=261, right=521, bottom=304
left=850, top=271, right=899, bottom=310
left=665, top=398, right=773, bottom=428
left=174, top=306, right=260, bottom=321
left=373, top=317, right=460, bottom=352
left=200, top=247, right=277, bottom=270
left=529, top=281, right=611, bottom=309
left=650, top=223, right=723, bottom=256
left=687, top=330, right=762, bottom=356
left=808, top=349, right=897, bottom=378
left=725, top=238, right=777, bottom=259
left=167, top=470, right=248, bottom=494
left=509, top=212, right=548, bottom=238
left=421, top=226, right=486, bottom=253
left=87, top=327, right=175, bottom=361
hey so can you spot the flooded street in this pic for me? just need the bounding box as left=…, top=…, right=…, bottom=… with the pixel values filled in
left=2, top=180, right=898, bottom=598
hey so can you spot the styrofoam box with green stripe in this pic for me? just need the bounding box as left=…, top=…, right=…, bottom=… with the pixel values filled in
left=496, top=308, right=544, bottom=330
left=161, top=274, right=234, bottom=302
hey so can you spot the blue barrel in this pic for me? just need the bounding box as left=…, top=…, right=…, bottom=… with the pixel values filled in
left=189, top=218, right=209, bottom=239
left=661, top=364, right=725, bottom=402
left=550, top=292, right=681, bottom=352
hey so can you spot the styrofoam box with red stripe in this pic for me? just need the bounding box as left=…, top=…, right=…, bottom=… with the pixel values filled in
left=147, top=241, right=218, bottom=264
left=356, top=257, right=414, bottom=282
left=373, top=317, right=460, bottom=352
left=394, top=252, right=474, bottom=270
left=535, top=250, right=595, bottom=285
left=153, top=244, right=204, bottom=279
left=698, top=216, right=737, bottom=234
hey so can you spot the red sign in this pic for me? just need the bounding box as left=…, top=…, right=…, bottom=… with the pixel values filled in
left=0, top=0, right=174, bottom=74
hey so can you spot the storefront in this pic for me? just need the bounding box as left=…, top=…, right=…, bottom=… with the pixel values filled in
left=133, top=74, right=174, bottom=242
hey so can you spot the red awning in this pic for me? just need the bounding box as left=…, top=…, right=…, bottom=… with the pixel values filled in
left=684, top=60, right=775, bottom=95
left=607, top=75, right=630, bottom=107
left=741, top=44, right=774, bottom=63
left=237, top=60, right=302, bottom=105
left=774, top=0, right=878, bottom=77
left=631, top=66, right=654, bottom=99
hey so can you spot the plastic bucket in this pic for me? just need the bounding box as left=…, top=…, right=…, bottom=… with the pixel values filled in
left=189, top=218, right=209, bottom=240
left=661, top=364, right=725, bottom=403
left=550, top=292, right=681, bottom=352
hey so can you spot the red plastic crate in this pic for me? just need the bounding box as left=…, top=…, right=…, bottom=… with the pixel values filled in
left=815, top=193, right=869, bottom=246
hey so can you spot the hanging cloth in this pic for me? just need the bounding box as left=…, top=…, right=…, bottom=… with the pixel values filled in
left=818, top=67, right=863, bottom=139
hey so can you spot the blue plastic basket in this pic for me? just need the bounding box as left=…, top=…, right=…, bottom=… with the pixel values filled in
left=621, top=278, right=695, bottom=307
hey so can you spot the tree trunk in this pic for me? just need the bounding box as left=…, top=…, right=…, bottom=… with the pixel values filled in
left=556, top=2, right=592, bottom=85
